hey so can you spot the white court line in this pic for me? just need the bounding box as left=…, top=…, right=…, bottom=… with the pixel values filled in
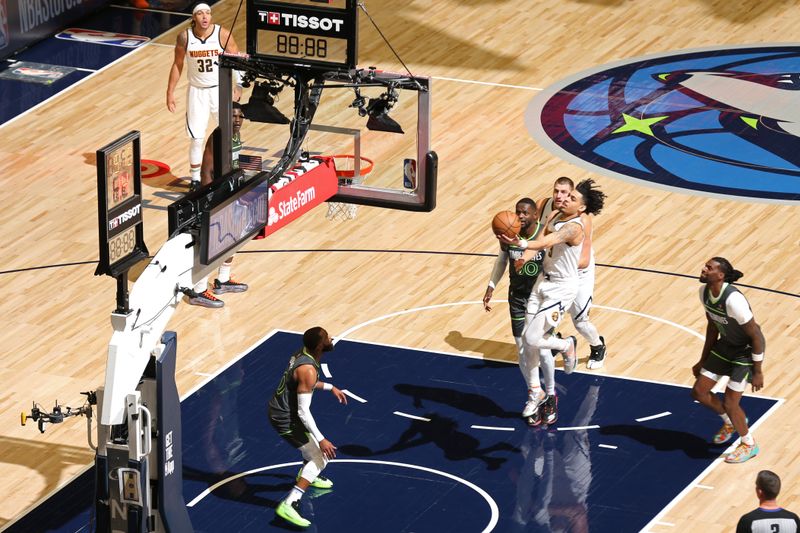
left=432, top=75, right=543, bottom=91
left=394, top=411, right=430, bottom=422
left=186, top=459, right=500, bottom=533
left=321, top=363, right=332, bottom=378
left=556, top=425, right=600, bottom=431
left=0, top=9, right=186, bottom=130
left=654, top=522, right=675, bottom=527
left=471, top=425, right=515, bottom=432
left=593, top=305, right=704, bottom=340
left=641, top=397, right=785, bottom=531
left=695, top=484, right=714, bottom=490
left=342, top=389, right=367, bottom=403
left=598, top=444, right=617, bottom=449
left=636, top=411, right=672, bottom=423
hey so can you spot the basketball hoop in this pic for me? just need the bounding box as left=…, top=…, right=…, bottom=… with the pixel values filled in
left=326, top=154, right=374, bottom=221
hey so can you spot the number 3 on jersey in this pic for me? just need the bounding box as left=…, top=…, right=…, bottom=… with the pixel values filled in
left=197, top=58, right=214, bottom=72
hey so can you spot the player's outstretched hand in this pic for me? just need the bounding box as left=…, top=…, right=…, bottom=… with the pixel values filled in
left=751, top=371, right=764, bottom=392
left=320, top=439, right=337, bottom=459
left=332, top=386, right=348, bottom=404
left=166, top=93, right=176, bottom=113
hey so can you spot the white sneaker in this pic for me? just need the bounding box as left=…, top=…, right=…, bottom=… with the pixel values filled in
left=522, top=390, right=546, bottom=417
left=562, top=336, right=577, bottom=374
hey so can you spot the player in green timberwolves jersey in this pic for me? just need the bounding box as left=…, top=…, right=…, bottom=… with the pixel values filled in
left=691, top=257, right=765, bottom=464
left=186, top=102, right=248, bottom=308
left=269, top=327, right=348, bottom=527
left=483, top=198, right=546, bottom=422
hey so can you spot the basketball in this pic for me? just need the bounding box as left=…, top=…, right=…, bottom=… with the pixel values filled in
left=491, top=210, right=521, bottom=238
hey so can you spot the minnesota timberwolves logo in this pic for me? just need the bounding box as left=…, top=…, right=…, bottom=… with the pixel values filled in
left=526, top=45, right=800, bottom=203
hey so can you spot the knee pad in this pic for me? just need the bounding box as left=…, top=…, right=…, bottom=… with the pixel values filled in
left=298, top=441, right=328, bottom=482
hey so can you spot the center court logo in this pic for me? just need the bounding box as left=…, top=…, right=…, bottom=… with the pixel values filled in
left=526, top=44, right=800, bottom=203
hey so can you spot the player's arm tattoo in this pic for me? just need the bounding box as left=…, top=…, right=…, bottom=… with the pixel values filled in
left=555, top=222, right=581, bottom=244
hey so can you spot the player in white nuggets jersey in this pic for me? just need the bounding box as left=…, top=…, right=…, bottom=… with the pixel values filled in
left=538, top=177, right=607, bottom=370
left=166, top=3, right=242, bottom=189
left=501, top=179, right=606, bottom=422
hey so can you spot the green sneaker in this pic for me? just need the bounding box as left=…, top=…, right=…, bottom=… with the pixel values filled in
left=276, top=500, right=310, bottom=528
left=296, top=469, right=334, bottom=489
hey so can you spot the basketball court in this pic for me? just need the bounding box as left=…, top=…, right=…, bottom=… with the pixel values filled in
left=2, top=1, right=800, bottom=532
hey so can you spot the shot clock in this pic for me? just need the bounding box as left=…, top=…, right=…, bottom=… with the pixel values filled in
left=247, top=0, right=358, bottom=70
left=95, top=131, right=148, bottom=279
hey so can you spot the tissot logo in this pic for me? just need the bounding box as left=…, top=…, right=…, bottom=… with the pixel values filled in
left=527, top=44, right=800, bottom=203
left=108, top=204, right=141, bottom=230
left=258, top=11, right=344, bottom=32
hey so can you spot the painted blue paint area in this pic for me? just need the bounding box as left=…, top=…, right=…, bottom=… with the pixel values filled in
left=0, top=70, right=94, bottom=124
left=3, top=468, right=94, bottom=533
left=0, top=6, right=191, bottom=125
left=182, top=332, right=776, bottom=532
left=8, top=331, right=778, bottom=532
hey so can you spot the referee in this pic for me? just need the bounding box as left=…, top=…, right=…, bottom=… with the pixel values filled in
left=737, top=470, right=799, bottom=533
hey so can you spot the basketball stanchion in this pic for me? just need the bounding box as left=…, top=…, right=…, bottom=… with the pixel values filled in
left=325, top=154, right=374, bottom=221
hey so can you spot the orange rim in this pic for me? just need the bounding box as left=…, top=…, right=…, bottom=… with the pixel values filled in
left=330, top=154, right=374, bottom=178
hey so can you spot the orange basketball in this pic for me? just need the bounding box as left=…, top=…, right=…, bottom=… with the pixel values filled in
left=491, top=210, right=521, bottom=238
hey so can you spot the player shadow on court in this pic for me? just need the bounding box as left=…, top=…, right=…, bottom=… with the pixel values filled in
left=445, top=330, right=518, bottom=365
left=599, top=425, right=722, bottom=459
left=340, top=413, right=519, bottom=470
left=394, top=383, right=520, bottom=419
left=182, top=464, right=294, bottom=508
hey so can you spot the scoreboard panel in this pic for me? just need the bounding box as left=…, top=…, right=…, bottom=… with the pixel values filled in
left=95, top=131, right=148, bottom=277
left=247, top=0, right=358, bottom=70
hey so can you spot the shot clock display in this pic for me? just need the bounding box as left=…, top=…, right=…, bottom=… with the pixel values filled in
left=247, top=0, right=357, bottom=70
left=95, top=131, right=148, bottom=278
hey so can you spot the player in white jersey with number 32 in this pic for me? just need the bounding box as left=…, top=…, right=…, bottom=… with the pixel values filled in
left=166, top=3, right=242, bottom=190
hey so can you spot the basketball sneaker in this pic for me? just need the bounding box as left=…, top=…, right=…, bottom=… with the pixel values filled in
left=587, top=337, right=606, bottom=369
left=562, top=336, right=578, bottom=374
left=187, top=289, right=224, bottom=308
left=542, top=394, right=558, bottom=425
left=276, top=500, right=310, bottom=528
left=712, top=422, right=735, bottom=445
left=522, top=390, right=547, bottom=418
left=725, top=441, right=759, bottom=463
left=526, top=409, right=543, bottom=427
left=213, top=278, right=249, bottom=294
left=188, top=180, right=201, bottom=193
left=296, top=469, right=333, bottom=489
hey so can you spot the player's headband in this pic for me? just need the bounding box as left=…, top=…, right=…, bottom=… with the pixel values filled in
left=192, top=3, right=211, bottom=14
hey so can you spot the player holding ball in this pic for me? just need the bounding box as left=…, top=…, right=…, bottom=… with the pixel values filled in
left=483, top=198, right=550, bottom=424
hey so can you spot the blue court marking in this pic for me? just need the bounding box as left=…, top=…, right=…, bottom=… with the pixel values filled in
left=6, top=330, right=779, bottom=532
left=0, top=4, right=193, bottom=126
left=180, top=331, right=778, bottom=532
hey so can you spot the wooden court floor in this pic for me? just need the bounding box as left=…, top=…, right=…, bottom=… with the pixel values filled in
left=1, top=1, right=799, bottom=531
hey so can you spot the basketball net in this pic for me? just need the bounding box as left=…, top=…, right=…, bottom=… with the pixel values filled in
left=325, top=155, right=373, bottom=221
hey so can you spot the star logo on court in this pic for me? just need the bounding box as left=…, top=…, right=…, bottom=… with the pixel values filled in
left=612, top=113, right=668, bottom=136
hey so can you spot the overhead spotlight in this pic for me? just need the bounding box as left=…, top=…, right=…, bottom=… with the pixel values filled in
left=242, top=81, right=289, bottom=124
left=365, top=88, right=404, bottom=134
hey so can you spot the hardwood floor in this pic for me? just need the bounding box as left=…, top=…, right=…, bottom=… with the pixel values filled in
left=1, top=1, right=799, bottom=531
